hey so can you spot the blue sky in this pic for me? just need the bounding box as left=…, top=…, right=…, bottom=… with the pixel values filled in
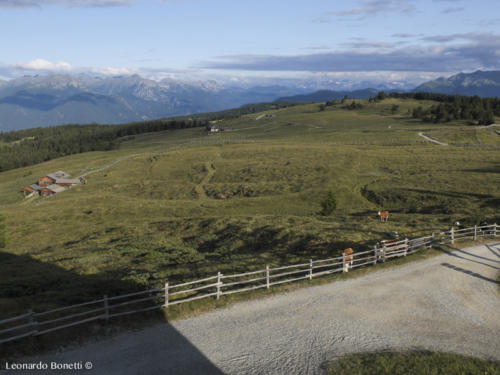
left=0, top=0, right=499, bottom=84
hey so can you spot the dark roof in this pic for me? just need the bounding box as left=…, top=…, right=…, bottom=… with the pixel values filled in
left=27, top=184, right=42, bottom=191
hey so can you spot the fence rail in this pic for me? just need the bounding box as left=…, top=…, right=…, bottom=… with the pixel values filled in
left=1, top=223, right=497, bottom=345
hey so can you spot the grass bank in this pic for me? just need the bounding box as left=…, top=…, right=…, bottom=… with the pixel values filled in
left=326, top=351, right=500, bottom=375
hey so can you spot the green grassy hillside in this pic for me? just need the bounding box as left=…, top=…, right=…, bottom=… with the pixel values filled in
left=0, top=98, right=499, bottom=317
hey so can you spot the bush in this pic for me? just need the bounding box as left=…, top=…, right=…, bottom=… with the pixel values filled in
left=320, top=189, right=337, bottom=216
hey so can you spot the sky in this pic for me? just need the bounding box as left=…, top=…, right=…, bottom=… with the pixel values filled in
left=0, top=0, right=499, bottom=85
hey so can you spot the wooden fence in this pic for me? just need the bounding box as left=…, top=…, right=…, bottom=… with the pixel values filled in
left=1, top=223, right=497, bottom=345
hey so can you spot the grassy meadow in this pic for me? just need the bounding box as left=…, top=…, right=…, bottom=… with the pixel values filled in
left=0, top=98, right=499, bottom=318
left=326, top=351, right=500, bottom=375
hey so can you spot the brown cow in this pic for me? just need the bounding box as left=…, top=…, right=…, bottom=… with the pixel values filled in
left=378, top=210, right=389, bottom=222
left=343, top=248, right=354, bottom=271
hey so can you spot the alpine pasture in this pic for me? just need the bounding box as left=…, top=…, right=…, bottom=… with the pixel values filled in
left=0, top=98, right=499, bottom=318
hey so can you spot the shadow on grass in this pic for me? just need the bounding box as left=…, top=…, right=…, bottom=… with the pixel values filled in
left=0, top=252, right=223, bottom=374
left=440, top=262, right=500, bottom=285
left=481, top=197, right=500, bottom=209
left=193, top=223, right=373, bottom=262
left=462, top=163, right=500, bottom=174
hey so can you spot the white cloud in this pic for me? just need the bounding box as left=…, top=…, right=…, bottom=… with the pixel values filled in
left=89, top=66, right=137, bottom=75
left=17, top=58, right=73, bottom=71
left=201, top=34, right=500, bottom=73
left=0, top=58, right=197, bottom=81
left=314, top=0, right=416, bottom=22
left=441, top=7, right=464, bottom=14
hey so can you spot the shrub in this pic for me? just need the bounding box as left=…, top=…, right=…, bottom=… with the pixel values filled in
left=320, top=189, right=337, bottom=216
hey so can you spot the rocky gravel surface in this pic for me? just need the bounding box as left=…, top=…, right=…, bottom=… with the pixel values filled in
left=10, top=243, right=500, bottom=374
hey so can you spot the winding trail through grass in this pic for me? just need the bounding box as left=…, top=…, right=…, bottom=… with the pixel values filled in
left=79, top=153, right=147, bottom=178
left=195, top=161, right=216, bottom=199
left=418, top=132, right=449, bottom=146
left=22, top=243, right=500, bottom=375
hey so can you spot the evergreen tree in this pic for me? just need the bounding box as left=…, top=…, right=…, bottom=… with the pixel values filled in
left=376, top=91, right=387, bottom=101
left=320, top=189, right=338, bottom=216
left=479, top=110, right=495, bottom=125
left=412, top=106, right=423, bottom=118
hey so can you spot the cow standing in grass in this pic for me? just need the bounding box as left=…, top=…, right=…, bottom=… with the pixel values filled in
left=343, top=248, right=354, bottom=272
left=378, top=210, right=389, bottom=222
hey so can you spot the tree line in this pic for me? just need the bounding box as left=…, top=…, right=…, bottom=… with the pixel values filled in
left=376, top=91, right=499, bottom=125
left=0, top=119, right=207, bottom=172
left=173, top=101, right=298, bottom=121
left=0, top=101, right=300, bottom=173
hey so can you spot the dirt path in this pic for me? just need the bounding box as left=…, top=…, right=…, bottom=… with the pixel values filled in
left=418, top=132, right=449, bottom=146
left=194, top=161, right=216, bottom=199
left=79, top=153, right=147, bottom=178
left=479, top=124, right=500, bottom=129
left=13, top=243, right=500, bottom=374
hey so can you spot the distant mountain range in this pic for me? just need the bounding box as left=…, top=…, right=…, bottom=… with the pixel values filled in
left=0, top=74, right=309, bottom=131
left=0, top=70, right=499, bottom=131
left=277, top=71, right=500, bottom=104
left=413, top=70, right=500, bottom=97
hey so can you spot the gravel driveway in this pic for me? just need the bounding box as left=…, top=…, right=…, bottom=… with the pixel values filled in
left=8, top=243, right=500, bottom=374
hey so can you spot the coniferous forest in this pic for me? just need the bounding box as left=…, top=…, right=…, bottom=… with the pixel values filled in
left=0, top=119, right=207, bottom=172
left=382, top=92, right=500, bottom=125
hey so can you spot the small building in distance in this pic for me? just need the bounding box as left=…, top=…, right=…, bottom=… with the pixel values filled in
left=23, top=171, right=82, bottom=198
left=55, top=178, right=82, bottom=188
left=23, top=184, right=43, bottom=197
left=40, top=184, right=67, bottom=196
left=38, top=171, right=71, bottom=187
left=210, top=124, right=220, bottom=132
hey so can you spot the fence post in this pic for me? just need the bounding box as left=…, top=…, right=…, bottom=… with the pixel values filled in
left=266, top=266, right=270, bottom=289
left=309, top=259, right=313, bottom=280
left=382, top=244, right=386, bottom=262
left=429, top=233, right=434, bottom=248
left=450, top=227, right=455, bottom=244
left=373, top=246, right=377, bottom=265
left=404, top=238, right=408, bottom=256
left=342, top=252, right=347, bottom=272
left=164, top=282, right=169, bottom=308
left=28, top=309, right=38, bottom=335
left=216, top=272, right=221, bottom=300
left=474, top=225, right=477, bottom=241
left=103, top=295, right=109, bottom=320
left=494, top=223, right=497, bottom=237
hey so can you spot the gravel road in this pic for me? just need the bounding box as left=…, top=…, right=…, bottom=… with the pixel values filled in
left=9, top=243, right=500, bottom=374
